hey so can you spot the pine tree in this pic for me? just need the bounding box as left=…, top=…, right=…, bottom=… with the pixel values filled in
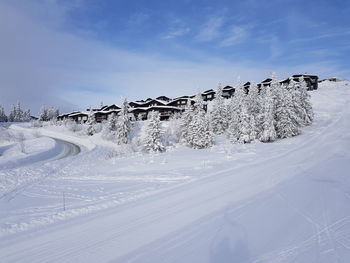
left=210, top=83, right=228, bottom=134
left=185, top=94, right=212, bottom=149
left=227, top=85, right=245, bottom=143
left=275, top=86, right=301, bottom=138
left=8, top=102, right=26, bottom=122
left=297, top=77, right=314, bottom=125
left=259, top=86, right=277, bottom=142
left=22, top=109, right=31, bottom=121
left=115, top=99, right=131, bottom=144
left=179, top=101, right=194, bottom=144
left=107, top=112, right=118, bottom=132
left=143, top=111, right=165, bottom=153
left=86, top=109, right=96, bottom=136
left=238, top=104, right=251, bottom=143
left=0, top=106, right=7, bottom=122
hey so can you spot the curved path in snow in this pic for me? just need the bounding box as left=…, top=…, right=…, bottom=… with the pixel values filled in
left=48, top=137, right=81, bottom=161
left=0, top=137, right=80, bottom=170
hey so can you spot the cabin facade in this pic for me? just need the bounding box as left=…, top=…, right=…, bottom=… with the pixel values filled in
left=68, top=112, right=89, bottom=123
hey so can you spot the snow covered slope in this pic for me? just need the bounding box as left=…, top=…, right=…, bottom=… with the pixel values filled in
left=1, top=81, right=350, bottom=262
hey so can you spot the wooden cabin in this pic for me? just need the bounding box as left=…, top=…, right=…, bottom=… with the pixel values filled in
left=292, top=74, right=318, bottom=90
left=57, top=112, right=80, bottom=121
left=156, top=96, right=171, bottom=102
left=202, top=89, right=216, bottom=101
left=94, top=110, right=120, bottom=123
left=68, top=112, right=89, bottom=123
left=222, top=86, right=235, bottom=98
left=103, top=104, right=121, bottom=111
left=147, top=106, right=183, bottom=121
left=167, top=96, right=195, bottom=108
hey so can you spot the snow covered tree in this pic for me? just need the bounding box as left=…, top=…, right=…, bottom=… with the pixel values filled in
left=48, top=107, right=59, bottom=121
left=39, top=106, right=49, bottom=121
left=185, top=93, right=212, bottom=149
left=107, top=112, right=118, bottom=132
left=227, top=84, right=246, bottom=143
left=8, top=102, right=28, bottom=122
left=115, top=99, right=131, bottom=144
left=292, top=77, right=314, bottom=125
left=238, top=105, right=251, bottom=143
left=0, top=106, right=8, bottom=122
left=179, top=101, right=194, bottom=144
left=259, top=85, right=277, bottom=142
left=86, top=109, right=96, bottom=136
left=210, top=83, right=228, bottom=134
left=143, top=111, right=165, bottom=153
left=22, top=109, right=31, bottom=122
left=275, top=85, right=301, bottom=138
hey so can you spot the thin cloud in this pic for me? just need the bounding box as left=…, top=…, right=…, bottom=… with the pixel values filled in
left=221, top=26, right=249, bottom=47
left=195, top=17, right=224, bottom=42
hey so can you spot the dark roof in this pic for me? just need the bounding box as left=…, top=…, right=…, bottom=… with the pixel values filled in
left=203, top=89, right=215, bottom=94
left=261, top=78, right=272, bottom=83
left=223, top=85, right=234, bottom=90
left=292, top=74, right=318, bottom=78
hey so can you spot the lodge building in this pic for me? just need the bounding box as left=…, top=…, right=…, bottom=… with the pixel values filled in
left=57, top=74, right=318, bottom=123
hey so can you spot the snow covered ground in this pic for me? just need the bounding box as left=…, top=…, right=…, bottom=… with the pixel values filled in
left=0, top=81, right=350, bottom=262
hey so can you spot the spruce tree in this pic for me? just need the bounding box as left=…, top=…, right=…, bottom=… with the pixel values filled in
left=210, top=83, right=228, bottom=134
left=115, top=99, right=131, bottom=144
left=0, top=106, right=7, bottom=122
left=259, top=86, right=277, bottom=142
left=86, top=109, right=96, bottom=136
left=275, top=86, right=301, bottom=138
left=143, top=111, right=165, bottom=152
left=185, top=94, right=212, bottom=149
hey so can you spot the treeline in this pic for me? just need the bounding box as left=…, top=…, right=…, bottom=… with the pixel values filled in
left=0, top=104, right=60, bottom=122
left=0, top=103, right=31, bottom=122
left=58, top=76, right=313, bottom=153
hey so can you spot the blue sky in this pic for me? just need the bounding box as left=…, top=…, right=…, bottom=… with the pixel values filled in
left=0, top=0, right=349, bottom=113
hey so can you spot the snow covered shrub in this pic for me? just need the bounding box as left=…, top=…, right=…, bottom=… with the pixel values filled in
left=65, top=119, right=82, bottom=132
left=162, top=113, right=182, bottom=146
left=31, top=120, right=43, bottom=128
left=143, top=111, right=165, bottom=153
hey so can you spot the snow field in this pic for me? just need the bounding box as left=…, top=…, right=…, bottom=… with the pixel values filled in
left=0, top=80, right=349, bottom=262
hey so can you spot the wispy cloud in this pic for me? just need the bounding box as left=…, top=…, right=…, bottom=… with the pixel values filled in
left=221, top=25, right=250, bottom=47
left=163, top=18, right=190, bottom=39
left=195, top=17, right=224, bottom=42
left=290, top=30, right=350, bottom=43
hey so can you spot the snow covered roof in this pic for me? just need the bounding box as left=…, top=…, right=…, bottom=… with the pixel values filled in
left=68, top=111, right=89, bottom=117
left=129, top=105, right=182, bottom=112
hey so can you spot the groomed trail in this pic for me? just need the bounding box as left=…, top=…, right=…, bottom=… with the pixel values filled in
left=1, top=82, right=350, bottom=263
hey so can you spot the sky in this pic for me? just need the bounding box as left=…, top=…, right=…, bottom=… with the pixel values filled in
left=0, top=0, right=349, bottom=114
